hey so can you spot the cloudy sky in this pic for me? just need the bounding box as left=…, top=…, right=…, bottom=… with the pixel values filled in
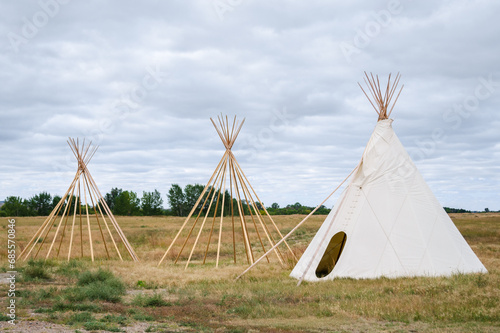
left=1, top=0, right=499, bottom=211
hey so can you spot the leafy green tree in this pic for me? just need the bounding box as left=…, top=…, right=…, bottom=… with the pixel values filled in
left=443, top=207, right=471, bottom=213
left=141, top=189, right=164, bottom=215
left=184, top=184, right=205, bottom=211
left=114, top=190, right=140, bottom=216
left=28, top=192, right=52, bottom=216
left=104, top=188, right=122, bottom=212
left=271, top=202, right=280, bottom=209
left=316, top=205, right=330, bottom=215
left=168, top=184, right=186, bottom=216
left=52, top=195, right=62, bottom=209
left=1, top=196, right=29, bottom=216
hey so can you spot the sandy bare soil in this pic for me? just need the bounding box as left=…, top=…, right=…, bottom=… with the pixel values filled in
left=0, top=319, right=156, bottom=333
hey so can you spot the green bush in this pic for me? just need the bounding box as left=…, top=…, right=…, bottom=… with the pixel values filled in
left=68, top=311, right=93, bottom=324
left=55, top=260, right=86, bottom=278
left=83, top=321, right=122, bottom=332
left=64, top=268, right=126, bottom=303
left=77, top=268, right=116, bottom=286
left=23, top=260, right=51, bottom=281
left=132, top=293, right=171, bottom=307
left=101, top=314, right=128, bottom=325
left=52, top=301, right=102, bottom=312
left=132, top=313, right=155, bottom=321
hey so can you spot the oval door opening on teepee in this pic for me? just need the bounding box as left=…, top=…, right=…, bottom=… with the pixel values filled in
left=315, top=231, right=347, bottom=278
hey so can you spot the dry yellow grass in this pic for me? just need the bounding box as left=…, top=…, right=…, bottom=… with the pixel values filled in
left=1, top=213, right=499, bottom=332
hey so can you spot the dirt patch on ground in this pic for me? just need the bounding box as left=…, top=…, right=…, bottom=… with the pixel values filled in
left=0, top=272, right=17, bottom=284
left=0, top=319, right=157, bottom=332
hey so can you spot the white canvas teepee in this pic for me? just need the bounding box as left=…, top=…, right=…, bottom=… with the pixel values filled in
left=290, top=73, right=487, bottom=282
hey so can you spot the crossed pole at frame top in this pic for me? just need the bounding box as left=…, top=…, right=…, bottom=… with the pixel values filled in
left=210, top=114, right=245, bottom=151
left=67, top=138, right=99, bottom=173
left=358, top=72, right=404, bottom=121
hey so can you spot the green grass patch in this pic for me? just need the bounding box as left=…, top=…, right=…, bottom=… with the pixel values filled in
left=63, top=268, right=126, bottom=303
left=132, top=293, right=171, bottom=307
left=55, top=259, right=87, bottom=278
left=22, top=259, right=52, bottom=281
left=68, top=311, right=94, bottom=324
left=83, top=321, right=122, bottom=332
left=0, top=313, right=11, bottom=321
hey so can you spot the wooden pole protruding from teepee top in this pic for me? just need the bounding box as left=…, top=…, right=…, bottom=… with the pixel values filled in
left=358, top=72, right=404, bottom=121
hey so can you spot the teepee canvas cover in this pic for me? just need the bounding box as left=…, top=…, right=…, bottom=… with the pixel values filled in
left=290, top=74, right=487, bottom=281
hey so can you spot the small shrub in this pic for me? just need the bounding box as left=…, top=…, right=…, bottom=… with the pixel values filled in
left=64, top=268, right=126, bottom=303
left=34, top=287, right=57, bottom=301
left=52, top=301, right=102, bottom=312
left=83, top=321, right=122, bottom=332
left=77, top=268, right=116, bottom=286
left=133, top=293, right=171, bottom=307
left=56, top=260, right=86, bottom=278
left=132, top=313, right=155, bottom=321
left=68, top=311, right=93, bottom=324
left=101, top=314, right=128, bottom=325
left=227, top=329, right=245, bottom=333
left=23, top=260, right=51, bottom=281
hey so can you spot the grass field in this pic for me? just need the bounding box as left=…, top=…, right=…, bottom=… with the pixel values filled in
left=1, top=213, right=499, bottom=332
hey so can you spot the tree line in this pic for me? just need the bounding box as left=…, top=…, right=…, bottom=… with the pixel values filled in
left=2, top=186, right=489, bottom=218
left=166, top=184, right=332, bottom=216
left=0, top=184, right=332, bottom=217
left=0, top=189, right=164, bottom=217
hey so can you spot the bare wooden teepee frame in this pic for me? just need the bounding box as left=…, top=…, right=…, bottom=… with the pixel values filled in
left=19, top=138, right=139, bottom=262
left=158, top=115, right=297, bottom=269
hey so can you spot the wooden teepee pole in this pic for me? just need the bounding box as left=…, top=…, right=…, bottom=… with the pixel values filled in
left=229, top=155, right=254, bottom=264
left=185, top=154, right=228, bottom=269
left=82, top=169, right=94, bottom=262
left=172, top=152, right=227, bottom=264
left=86, top=177, right=123, bottom=261
left=232, top=161, right=272, bottom=264
left=67, top=180, right=79, bottom=260
left=19, top=188, right=66, bottom=260
left=359, top=72, right=404, bottom=120
left=230, top=155, right=297, bottom=261
left=216, top=157, right=227, bottom=268
left=45, top=180, right=76, bottom=259
left=158, top=150, right=229, bottom=266
left=79, top=177, right=83, bottom=257
left=173, top=183, right=216, bottom=264
left=203, top=157, right=228, bottom=265
left=232, top=159, right=284, bottom=264
left=55, top=181, right=77, bottom=257
left=82, top=172, right=110, bottom=259
left=85, top=170, right=138, bottom=261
